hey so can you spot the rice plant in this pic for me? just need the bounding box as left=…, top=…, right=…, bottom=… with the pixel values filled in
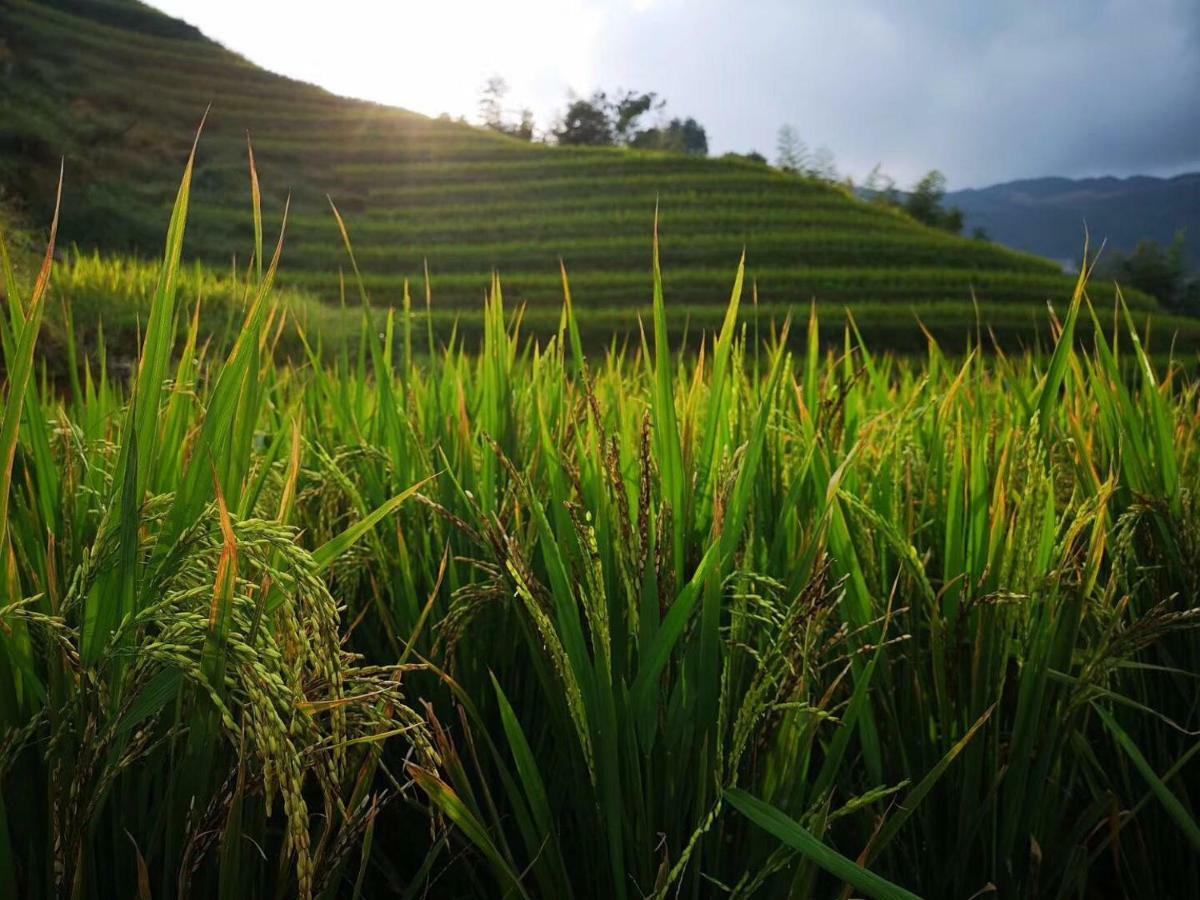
left=1, top=146, right=1198, bottom=898
left=0, top=151, right=437, bottom=899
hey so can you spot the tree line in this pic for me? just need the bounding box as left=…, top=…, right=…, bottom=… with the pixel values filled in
left=459, top=78, right=978, bottom=239
left=471, top=78, right=710, bottom=156
left=1094, top=232, right=1199, bottom=314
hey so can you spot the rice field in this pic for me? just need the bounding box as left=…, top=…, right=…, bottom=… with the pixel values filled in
left=0, top=0, right=1163, bottom=329
left=25, top=241, right=1200, bottom=372
left=1, top=151, right=1198, bottom=900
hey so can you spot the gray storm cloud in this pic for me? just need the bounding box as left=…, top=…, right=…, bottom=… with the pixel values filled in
left=588, top=0, right=1200, bottom=187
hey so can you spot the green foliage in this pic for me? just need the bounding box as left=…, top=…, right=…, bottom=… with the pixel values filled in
left=0, top=161, right=437, bottom=899
left=774, top=126, right=838, bottom=182
left=611, top=89, right=660, bottom=142
left=905, top=170, right=964, bottom=234
left=775, top=124, right=808, bottom=172
left=860, top=167, right=968, bottom=235
left=2, top=162, right=1200, bottom=899
left=629, top=116, right=709, bottom=155
left=552, top=89, right=707, bottom=155
left=477, top=75, right=534, bottom=141
left=1097, top=231, right=1198, bottom=313
left=0, top=0, right=1106, bottom=323
left=723, top=149, right=768, bottom=165
left=553, top=91, right=618, bottom=146
left=41, top=250, right=351, bottom=359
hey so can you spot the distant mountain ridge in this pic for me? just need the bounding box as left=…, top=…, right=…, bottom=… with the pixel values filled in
left=948, top=173, right=1200, bottom=271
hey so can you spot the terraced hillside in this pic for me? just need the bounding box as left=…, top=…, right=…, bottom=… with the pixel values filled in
left=0, top=0, right=1176, bottom=346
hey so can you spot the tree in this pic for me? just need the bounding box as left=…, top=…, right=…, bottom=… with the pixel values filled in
left=905, top=170, right=964, bottom=234
left=630, top=117, right=708, bottom=155
left=612, top=91, right=660, bottom=143
left=478, top=76, right=507, bottom=131
left=477, top=76, right=536, bottom=141
left=510, top=108, right=535, bottom=142
left=673, top=117, right=708, bottom=155
left=773, top=127, right=838, bottom=181
left=1183, top=278, right=1200, bottom=315
left=1101, top=232, right=1193, bottom=310
left=809, top=145, right=837, bottom=182
left=775, top=125, right=808, bottom=172
left=552, top=89, right=707, bottom=154
left=723, top=150, right=767, bottom=164
left=553, top=91, right=614, bottom=146
left=863, top=163, right=899, bottom=206
left=905, top=170, right=947, bottom=225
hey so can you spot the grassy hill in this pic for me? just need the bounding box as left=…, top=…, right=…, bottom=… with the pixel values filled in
left=0, top=0, right=1193, bottom=350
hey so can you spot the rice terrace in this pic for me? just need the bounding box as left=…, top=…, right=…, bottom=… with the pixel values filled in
left=1, top=1, right=1198, bottom=898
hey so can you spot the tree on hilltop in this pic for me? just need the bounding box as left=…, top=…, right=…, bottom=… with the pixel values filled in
left=612, top=90, right=661, bottom=143
left=809, top=145, right=837, bottom=181
left=723, top=150, right=767, bottom=164
left=775, top=125, right=808, bottom=173
left=775, top=125, right=843, bottom=183
left=863, top=164, right=899, bottom=205
left=552, top=89, right=707, bottom=155
left=631, top=117, right=709, bottom=155
left=554, top=91, right=616, bottom=146
left=477, top=75, right=535, bottom=141
left=905, top=170, right=964, bottom=234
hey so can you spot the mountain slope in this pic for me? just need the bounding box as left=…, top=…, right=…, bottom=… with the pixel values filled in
left=0, top=0, right=1164, bottom=342
left=949, top=174, right=1200, bottom=271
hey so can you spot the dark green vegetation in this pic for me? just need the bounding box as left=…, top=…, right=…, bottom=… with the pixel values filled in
left=897, top=171, right=965, bottom=236
left=5, top=0, right=1197, bottom=351
left=2, top=150, right=1200, bottom=898
left=1095, top=233, right=1200, bottom=315
left=550, top=88, right=709, bottom=156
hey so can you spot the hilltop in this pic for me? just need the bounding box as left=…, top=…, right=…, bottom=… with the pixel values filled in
left=0, top=0, right=1188, bottom=348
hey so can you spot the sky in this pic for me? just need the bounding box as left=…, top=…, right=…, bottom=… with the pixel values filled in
left=149, top=0, right=1200, bottom=189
